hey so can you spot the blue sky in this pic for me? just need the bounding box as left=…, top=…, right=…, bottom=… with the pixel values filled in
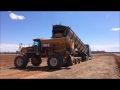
left=0, top=11, right=120, bottom=52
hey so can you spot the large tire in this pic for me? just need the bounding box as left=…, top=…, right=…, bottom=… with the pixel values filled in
left=14, top=55, right=28, bottom=68
left=23, top=54, right=29, bottom=61
left=78, top=58, right=81, bottom=63
left=81, top=55, right=86, bottom=62
left=31, top=57, right=42, bottom=66
left=74, top=59, right=77, bottom=64
left=62, top=55, right=73, bottom=67
left=47, top=53, right=63, bottom=70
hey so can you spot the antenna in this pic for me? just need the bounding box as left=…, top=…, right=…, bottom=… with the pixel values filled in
left=19, top=43, right=22, bottom=54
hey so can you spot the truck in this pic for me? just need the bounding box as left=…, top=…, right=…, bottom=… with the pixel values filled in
left=14, top=24, right=92, bottom=70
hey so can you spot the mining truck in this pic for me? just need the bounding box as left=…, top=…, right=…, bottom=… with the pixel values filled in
left=14, top=24, right=92, bottom=70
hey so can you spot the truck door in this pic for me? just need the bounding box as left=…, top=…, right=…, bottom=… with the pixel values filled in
left=34, top=40, right=41, bottom=52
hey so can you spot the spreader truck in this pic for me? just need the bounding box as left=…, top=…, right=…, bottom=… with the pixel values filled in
left=14, top=25, right=92, bottom=69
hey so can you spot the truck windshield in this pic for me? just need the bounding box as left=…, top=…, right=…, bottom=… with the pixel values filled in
left=34, top=40, right=39, bottom=46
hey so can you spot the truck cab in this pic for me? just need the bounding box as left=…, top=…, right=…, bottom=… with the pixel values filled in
left=33, top=39, right=41, bottom=53
left=85, top=44, right=92, bottom=60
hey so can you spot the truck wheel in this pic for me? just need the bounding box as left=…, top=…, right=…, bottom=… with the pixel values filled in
left=81, top=55, right=86, bottom=62
left=14, top=55, right=28, bottom=68
left=62, top=55, right=73, bottom=67
left=23, top=54, right=29, bottom=61
left=74, top=59, right=77, bottom=64
left=47, top=53, right=63, bottom=70
left=78, top=58, right=81, bottom=63
left=31, top=57, right=42, bottom=66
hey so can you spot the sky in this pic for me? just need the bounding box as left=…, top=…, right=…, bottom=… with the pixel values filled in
left=0, top=11, right=120, bottom=52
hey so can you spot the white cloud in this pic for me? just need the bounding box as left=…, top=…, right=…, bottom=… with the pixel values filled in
left=91, top=44, right=120, bottom=52
left=0, top=44, right=33, bottom=52
left=112, top=28, right=120, bottom=31
left=0, top=44, right=19, bottom=52
left=9, top=12, right=25, bottom=20
left=106, top=15, right=111, bottom=18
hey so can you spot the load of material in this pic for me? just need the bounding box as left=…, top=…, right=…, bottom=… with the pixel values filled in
left=14, top=24, right=92, bottom=70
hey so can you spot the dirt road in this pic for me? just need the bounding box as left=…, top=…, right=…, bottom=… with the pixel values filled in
left=0, top=54, right=120, bottom=79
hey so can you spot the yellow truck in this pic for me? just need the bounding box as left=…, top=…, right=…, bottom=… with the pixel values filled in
left=14, top=25, right=92, bottom=69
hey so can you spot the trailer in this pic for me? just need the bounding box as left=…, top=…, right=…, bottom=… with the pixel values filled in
left=52, top=25, right=92, bottom=61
